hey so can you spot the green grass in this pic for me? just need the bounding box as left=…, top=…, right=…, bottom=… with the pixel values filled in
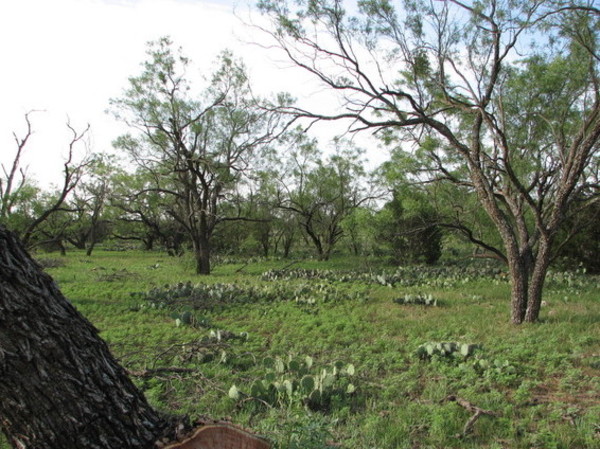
left=3, top=250, right=599, bottom=448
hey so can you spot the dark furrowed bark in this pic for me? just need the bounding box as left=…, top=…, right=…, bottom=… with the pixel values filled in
left=0, top=226, right=167, bottom=449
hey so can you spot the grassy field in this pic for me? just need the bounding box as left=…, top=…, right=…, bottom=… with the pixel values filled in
left=4, top=250, right=600, bottom=448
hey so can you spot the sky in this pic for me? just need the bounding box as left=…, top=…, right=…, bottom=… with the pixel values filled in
left=0, top=0, right=376, bottom=188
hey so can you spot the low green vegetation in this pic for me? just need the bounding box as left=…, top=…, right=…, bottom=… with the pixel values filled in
left=33, top=251, right=600, bottom=448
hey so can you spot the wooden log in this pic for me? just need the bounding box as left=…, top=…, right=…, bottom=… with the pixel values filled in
left=162, top=424, right=270, bottom=449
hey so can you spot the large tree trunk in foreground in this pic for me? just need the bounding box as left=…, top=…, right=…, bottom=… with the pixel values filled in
left=0, top=226, right=167, bottom=449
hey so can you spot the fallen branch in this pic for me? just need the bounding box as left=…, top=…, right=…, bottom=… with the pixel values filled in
left=128, top=367, right=197, bottom=378
left=235, top=261, right=250, bottom=273
left=444, top=395, right=500, bottom=438
left=279, top=259, right=301, bottom=271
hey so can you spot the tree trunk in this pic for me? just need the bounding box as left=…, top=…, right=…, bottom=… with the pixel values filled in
left=282, top=232, right=294, bottom=258
left=320, top=245, right=332, bottom=261
left=261, top=235, right=270, bottom=258
left=304, top=225, right=324, bottom=260
left=144, top=235, right=154, bottom=251
left=525, top=239, right=552, bottom=323
left=193, top=235, right=211, bottom=275
left=86, top=241, right=97, bottom=257
left=507, top=253, right=529, bottom=324
left=58, top=239, right=67, bottom=256
left=0, top=226, right=168, bottom=449
left=86, top=226, right=97, bottom=256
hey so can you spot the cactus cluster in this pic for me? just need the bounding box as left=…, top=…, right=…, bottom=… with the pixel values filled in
left=229, top=355, right=357, bottom=412
left=261, top=268, right=363, bottom=282
left=171, top=309, right=212, bottom=328
left=470, top=358, right=518, bottom=379
left=393, top=293, right=438, bottom=306
left=208, top=329, right=248, bottom=342
left=262, top=265, right=508, bottom=288
left=416, top=341, right=480, bottom=360
left=134, top=281, right=361, bottom=313
left=371, top=266, right=506, bottom=288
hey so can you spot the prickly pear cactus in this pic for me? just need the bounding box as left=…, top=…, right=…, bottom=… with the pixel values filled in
left=416, top=341, right=481, bottom=360
left=229, top=355, right=358, bottom=411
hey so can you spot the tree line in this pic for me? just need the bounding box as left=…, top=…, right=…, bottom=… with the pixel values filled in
left=0, top=39, right=447, bottom=269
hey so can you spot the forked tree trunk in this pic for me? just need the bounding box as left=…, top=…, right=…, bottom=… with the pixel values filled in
left=0, top=226, right=168, bottom=449
left=506, top=243, right=552, bottom=324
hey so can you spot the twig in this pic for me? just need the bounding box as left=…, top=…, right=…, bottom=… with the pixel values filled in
left=235, top=261, right=250, bottom=273
left=239, top=396, right=274, bottom=409
left=444, top=395, right=500, bottom=437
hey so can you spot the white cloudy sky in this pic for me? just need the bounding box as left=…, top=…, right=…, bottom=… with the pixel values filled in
left=1, top=0, right=376, bottom=187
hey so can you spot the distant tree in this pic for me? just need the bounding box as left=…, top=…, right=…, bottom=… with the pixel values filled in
left=59, top=156, right=114, bottom=256
left=0, top=181, right=42, bottom=236
left=246, top=171, right=280, bottom=257
left=249, top=169, right=299, bottom=258
left=341, top=207, right=377, bottom=256
left=111, top=38, right=286, bottom=274
left=0, top=111, right=91, bottom=247
left=258, top=0, right=600, bottom=323
left=376, top=191, right=443, bottom=265
left=276, top=132, right=377, bottom=260
left=111, top=170, right=187, bottom=254
left=33, top=206, right=71, bottom=255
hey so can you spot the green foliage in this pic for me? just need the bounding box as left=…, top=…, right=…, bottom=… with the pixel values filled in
left=554, top=199, right=600, bottom=274
left=374, top=190, right=443, bottom=265
left=275, top=131, right=376, bottom=261
left=261, top=267, right=365, bottom=282
left=255, top=412, right=337, bottom=449
left=0, top=182, right=42, bottom=231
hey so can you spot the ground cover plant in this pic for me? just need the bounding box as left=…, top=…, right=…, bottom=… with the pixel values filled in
left=5, top=250, right=598, bottom=449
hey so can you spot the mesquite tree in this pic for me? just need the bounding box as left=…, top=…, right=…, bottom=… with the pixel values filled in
left=276, top=132, right=377, bottom=260
left=0, top=225, right=168, bottom=448
left=258, top=0, right=600, bottom=323
left=111, top=38, right=286, bottom=274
